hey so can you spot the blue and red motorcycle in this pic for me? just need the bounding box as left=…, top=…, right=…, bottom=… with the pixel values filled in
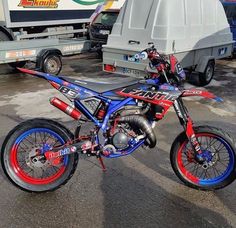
left=1, top=45, right=236, bottom=192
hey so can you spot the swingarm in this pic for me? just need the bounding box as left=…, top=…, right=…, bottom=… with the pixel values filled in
left=43, top=136, right=107, bottom=171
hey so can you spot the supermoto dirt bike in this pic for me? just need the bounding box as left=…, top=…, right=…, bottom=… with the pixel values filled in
left=1, top=45, right=236, bottom=193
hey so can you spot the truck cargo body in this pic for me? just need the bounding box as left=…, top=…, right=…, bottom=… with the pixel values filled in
left=0, top=0, right=124, bottom=28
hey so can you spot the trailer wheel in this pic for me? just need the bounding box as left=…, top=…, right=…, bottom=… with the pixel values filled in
left=42, top=54, right=62, bottom=75
left=198, top=61, right=215, bottom=86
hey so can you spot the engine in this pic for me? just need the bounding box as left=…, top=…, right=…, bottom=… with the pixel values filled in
left=111, top=122, right=137, bottom=150
left=112, top=132, right=130, bottom=150
left=102, top=122, right=139, bottom=156
left=102, top=114, right=157, bottom=157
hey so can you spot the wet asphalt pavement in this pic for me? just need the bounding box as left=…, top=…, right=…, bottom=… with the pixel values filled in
left=0, top=54, right=236, bottom=228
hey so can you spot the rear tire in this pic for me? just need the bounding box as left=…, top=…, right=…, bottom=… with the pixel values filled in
left=170, top=126, right=236, bottom=190
left=1, top=119, right=79, bottom=193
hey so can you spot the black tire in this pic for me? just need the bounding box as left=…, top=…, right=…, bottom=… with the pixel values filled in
left=42, top=54, right=62, bottom=75
left=0, top=31, right=10, bottom=41
left=170, top=126, right=236, bottom=190
left=199, top=61, right=215, bottom=86
left=1, top=119, right=79, bottom=193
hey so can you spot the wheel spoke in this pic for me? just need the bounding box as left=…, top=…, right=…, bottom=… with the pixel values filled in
left=215, top=143, right=225, bottom=153
left=199, top=168, right=206, bottom=179
left=213, top=165, right=221, bottom=176
left=12, top=129, right=68, bottom=183
left=24, top=137, right=35, bottom=146
left=203, top=169, right=208, bottom=179
left=33, top=168, right=43, bottom=178
left=20, top=142, right=30, bottom=150
left=180, top=133, right=233, bottom=182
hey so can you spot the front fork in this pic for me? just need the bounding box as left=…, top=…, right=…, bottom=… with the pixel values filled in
left=173, top=99, right=204, bottom=163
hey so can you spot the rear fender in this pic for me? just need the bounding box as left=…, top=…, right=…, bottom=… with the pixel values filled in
left=17, top=68, right=98, bottom=99
left=181, top=89, right=223, bottom=102
left=18, top=68, right=49, bottom=79
left=18, top=68, right=63, bottom=84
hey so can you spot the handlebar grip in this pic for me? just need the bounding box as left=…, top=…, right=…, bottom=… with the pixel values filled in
left=134, top=51, right=148, bottom=60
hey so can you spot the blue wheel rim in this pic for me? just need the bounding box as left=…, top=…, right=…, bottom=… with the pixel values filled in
left=14, top=128, right=69, bottom=166
left=178, top=133, right=235, bottom=186
left=199, top=135, right=234, bottom=186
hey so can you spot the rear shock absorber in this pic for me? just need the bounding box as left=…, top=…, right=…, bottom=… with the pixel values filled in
left=50, top=97, right=81, bottom=120
left=95, top=102, right=107, bottom=120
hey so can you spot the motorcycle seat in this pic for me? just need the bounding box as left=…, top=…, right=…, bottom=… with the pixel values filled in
left=60, top=76, right=140, bottom=93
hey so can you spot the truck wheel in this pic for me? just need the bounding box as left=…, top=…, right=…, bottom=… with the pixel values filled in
left=0, top=31, right=27, bottom=69
left=198, top=61, right=215, bottom=86
left=42, top=54, right=62, bottom=75
left=0, top=31, right=9, bottom=41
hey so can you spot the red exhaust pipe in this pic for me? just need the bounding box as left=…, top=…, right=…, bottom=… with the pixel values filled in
left=50, top=97, right=81, bottom=120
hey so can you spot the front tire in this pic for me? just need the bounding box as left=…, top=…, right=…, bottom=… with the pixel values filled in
left=170, top=126, right=236, bottom=190
left=1, top=119, right=78, bottom=193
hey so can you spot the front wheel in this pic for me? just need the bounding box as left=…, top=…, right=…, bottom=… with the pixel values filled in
left=170, top=126, right=236, bottom=190
left=1, top=119, right=79, bottom=193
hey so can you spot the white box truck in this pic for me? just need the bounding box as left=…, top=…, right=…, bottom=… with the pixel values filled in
left=0, top=0, right=124, bottom=41
left=0, top=0, right=125, bottom=73
left=103, top=0, right=234, bottom=86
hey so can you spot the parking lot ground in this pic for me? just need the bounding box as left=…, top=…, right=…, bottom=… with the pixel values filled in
left=0, top=54, right=236, bottom=228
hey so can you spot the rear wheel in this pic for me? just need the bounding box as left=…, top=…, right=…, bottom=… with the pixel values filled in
left=1, top=119, right=78, bottom=193
left=170, top=126, right=236, bottom=190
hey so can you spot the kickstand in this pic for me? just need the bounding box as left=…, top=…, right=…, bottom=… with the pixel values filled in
left=97, top=156, right=107, bottom=172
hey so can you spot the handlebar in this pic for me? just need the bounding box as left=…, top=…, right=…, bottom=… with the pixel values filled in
left=134, top=51, right=149, bottom=61
left=134, top=45, right=166, bottom=62
left=133, top=44, right=186, bottom=85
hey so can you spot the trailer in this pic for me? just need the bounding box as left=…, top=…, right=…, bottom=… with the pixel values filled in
left=0, top=38, right=91, bottom=74
left=103, top=0, right=234, bottom=86
left=0, top=0, right=125, bottom=72
left=0, top=0, right=125, bottom=42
